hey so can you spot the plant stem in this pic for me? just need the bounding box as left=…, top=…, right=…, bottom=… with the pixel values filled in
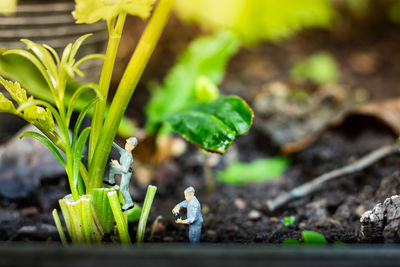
left=88, top=0, right=175, bottom=189
left=107, top=191, right=131, bottom=244
left=137, top=185, right=157, bottom=243
left=91, top=186, right=118, bottom=233
left=89, top=14, right=126, bottom=166
left=52, top=209, right=68, bottom=245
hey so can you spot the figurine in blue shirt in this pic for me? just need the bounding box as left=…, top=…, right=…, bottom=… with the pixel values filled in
left=103, top=137, right=138, bottom=211
left=172, top=186, right=203, bottom=243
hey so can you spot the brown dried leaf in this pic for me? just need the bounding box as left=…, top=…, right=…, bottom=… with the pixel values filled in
left=352, top=99, right=400, bottom=135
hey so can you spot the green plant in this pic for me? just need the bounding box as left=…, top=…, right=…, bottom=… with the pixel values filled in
left=283, top=230, right=327, bottom=245
left=216, top=157, right=288, bottom=186
left=0, top=0, right=254, bottom=244
left=145, top=31, right=253, bottom=191
left=0, top=0, right=174, bottom=244
left=291, top=51, right=339, bottom=85
left=0, top=52, right=136, bottom=138
left=283, top=216, right=296, bottom=227
left=175, top=0, right=335, bottom=44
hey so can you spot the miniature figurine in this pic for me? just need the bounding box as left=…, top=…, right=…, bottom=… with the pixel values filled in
left=172, top=186, right=203, bottom=243
left=103, top=137, right=138, bottom=211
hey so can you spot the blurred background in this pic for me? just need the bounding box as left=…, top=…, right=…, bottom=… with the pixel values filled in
left=1, top=0, right=400, bottom=243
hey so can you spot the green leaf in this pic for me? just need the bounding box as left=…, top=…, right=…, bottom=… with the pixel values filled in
left=302, top=231, right=327, bottom=245
left=20, top=39, right=58, bottom=83
left=0, top=92, right=15, bottom=112
left=291, top=51, right=339, bottom=85
left=19, top=131, right=66, bottom=168
left=161, top=96, right=253, bottom=154
left=0, top=52, right=135, bottom=137
left=0, top=76, right=57, bottom=135
left=17, top=99, right=65, bottom=140
left=72, top=97, right=100, bottom=146
left=175, top=0, right=335, bottom=44
left=66, top=83, right=101, bottom=128
left=146, top=31, right=240, bottom=134
left=217, top=157, right=288, bottom=185
left=127, top=203, right=142, bottom=223
left=4, top=48, right=57, bottom=95
left=0, top=76, right=27, bottom=105
left=283, top=216, right=296, bottom=227
left=22, top=97, right=42, bottom=121
left=73, top=0, right=156, bottom=24
left=73, top=127, right=91, bottom=188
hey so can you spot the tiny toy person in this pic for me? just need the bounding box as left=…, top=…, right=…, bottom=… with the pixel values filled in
left=172, top=186, right=203, bottom=243
left=103, top=137, right=138, bottom=211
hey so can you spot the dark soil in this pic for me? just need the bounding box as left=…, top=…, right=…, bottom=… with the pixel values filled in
left=2, top=3, right=400, bottom=244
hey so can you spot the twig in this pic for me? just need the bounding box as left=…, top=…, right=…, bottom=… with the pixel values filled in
left=267, top=144, right=400, bottom=211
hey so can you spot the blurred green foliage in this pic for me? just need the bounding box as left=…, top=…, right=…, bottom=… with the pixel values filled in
left=283, top=230, right=327, bottom=245
left=145, top=31, right=240, bottom=134
left=291, top=51, right=339, bottom=84
left=175, top=0, right=335, bottom=44
left=0, top=0, right=17, bottom=15
left=283, top=216, right=296, bottom=227
left=216, top=157, right=288, bottom=185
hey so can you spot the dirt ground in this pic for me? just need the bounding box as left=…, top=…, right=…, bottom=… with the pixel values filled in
left=2, top=3, right=400, bottom=244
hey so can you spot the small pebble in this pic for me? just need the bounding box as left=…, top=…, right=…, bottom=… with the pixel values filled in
left=234, top=198, right=246, bottom=210
left=248, top=210, right=261, bottom=221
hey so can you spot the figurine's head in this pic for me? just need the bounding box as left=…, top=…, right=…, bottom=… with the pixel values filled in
left=125, top=137, right=138, bottom=152
left=184, top=186, right=195, bottom=201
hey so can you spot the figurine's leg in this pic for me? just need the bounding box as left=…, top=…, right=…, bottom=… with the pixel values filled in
left=120, top=172, right=134, bottom=211
left=103, top=163, right=118, bottom=186
left=188, top=224, right=201, bottom=243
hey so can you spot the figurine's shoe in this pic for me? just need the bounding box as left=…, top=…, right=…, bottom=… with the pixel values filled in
left=121, top=203, right=134, bottom=211
left=103, top=180, right=116, bottom=186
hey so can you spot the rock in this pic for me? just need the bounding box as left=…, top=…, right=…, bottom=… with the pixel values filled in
left=0, top=125, right=66, bottom=199
left=360, top=195, right=400, bottom=242
left=234, top=198, right=246, bottom=210
left=355, top=205, right=366, bottom=217
left=248, top=210, right=261, bottom=221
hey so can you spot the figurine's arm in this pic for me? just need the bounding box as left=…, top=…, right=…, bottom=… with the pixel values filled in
left=111, top=159, right=122, bottom=170
left=172, top=200, right=187, bottom=213
left=112, top=141, right=125, bottom=154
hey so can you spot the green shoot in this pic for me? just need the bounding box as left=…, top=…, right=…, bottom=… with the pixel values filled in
left=217, top=157, right=289, bottom=185
left=52, top=209, right=68, bottom=245
left=283, top=216, right=296, bottom=227
left=136, top=185, right=157, bottom=243
left=107, top=191, right=131, bottom=244
left=283, top=230, right=328, bottom=245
